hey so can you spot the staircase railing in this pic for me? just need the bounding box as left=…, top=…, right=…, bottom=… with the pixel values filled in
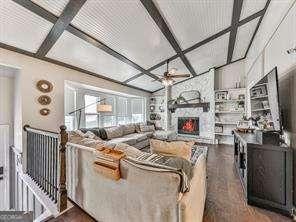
left=23, top=125, right=68, bottom=212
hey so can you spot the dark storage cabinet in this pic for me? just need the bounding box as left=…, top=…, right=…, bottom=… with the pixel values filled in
left=233, top=130, right=293, bottom=217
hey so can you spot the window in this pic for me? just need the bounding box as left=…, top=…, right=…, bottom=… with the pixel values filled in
left=101, top=116, right=116, bottom=127
left=82, top=93, right=145, bottom=128
left=117, top=97, right=128, bottom=125
left=65, top=115, right=75, bottom=130
left=84, top=95, right=99, bottom=128
left=131, top=98, right=145, bottom=123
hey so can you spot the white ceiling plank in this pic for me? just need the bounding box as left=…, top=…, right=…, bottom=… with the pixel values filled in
left=128, top=75, right=163, bottom=92
left=71, top=0, right=175, bottom=69
left=47, top=31, right=139, bottom=82
left=232, top=17, right=260, bottom=61
left=186, top=33, right=230, bottom=74
left=240, top=0, right=267, bottom=20
left=0, top=0, right=53, bottom=53
left=154, top=0, right=233, bottom=49
left=30, top=0, right=70, bottom=16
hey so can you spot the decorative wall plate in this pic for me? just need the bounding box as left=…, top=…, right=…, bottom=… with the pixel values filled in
left=38, top=95, right=51, bottom=105
left=40, top=108, right=50, bottom=116
left=36, top=80, right=53, bottom=93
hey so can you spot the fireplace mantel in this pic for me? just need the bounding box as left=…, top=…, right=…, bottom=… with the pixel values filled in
left=169, top=102, right=210, bottom=113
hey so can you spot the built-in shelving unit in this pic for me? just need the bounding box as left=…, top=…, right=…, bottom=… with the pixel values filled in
left=214, top=88, right=246, bottom=145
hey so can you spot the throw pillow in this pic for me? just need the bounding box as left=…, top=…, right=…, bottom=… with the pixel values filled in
left=140, top=124, right=155, bottom=132
left=120, top=123, right=136, bottom=135
left=114, top=143, right=142, bottom=158
left=84, top=131, right=99, bottom=139
left=105, top=126, right=124, bottom=139
left=150, top=139, right=194, bottom=160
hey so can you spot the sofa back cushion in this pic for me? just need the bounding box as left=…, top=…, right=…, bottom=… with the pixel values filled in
left=150, top=139, right=194, bottom=160
left=139, top=124, right=155, bottom=132
left=105, top=126, right=124, bottom=139
left=120, top=124, right=136, bottom=135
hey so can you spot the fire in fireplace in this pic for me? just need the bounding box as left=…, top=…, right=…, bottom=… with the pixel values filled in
left=178, top=117, right=199, bottom=135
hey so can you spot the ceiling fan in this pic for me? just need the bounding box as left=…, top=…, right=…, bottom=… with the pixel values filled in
left=152, top=60, right=191, bottom=86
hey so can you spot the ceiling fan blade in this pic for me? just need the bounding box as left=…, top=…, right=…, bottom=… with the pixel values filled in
left=170, top=74, right=191, bottom=78
left=151, top=77, right=163, bottom=82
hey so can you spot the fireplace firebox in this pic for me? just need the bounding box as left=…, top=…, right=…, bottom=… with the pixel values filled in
left=178, top=117, right=199, bottom=135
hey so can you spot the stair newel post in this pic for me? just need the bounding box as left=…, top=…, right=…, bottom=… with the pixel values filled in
left=58, top=125, right=68, bottom=212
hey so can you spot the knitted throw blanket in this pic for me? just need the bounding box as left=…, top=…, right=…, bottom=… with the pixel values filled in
left=125, top=145, right=207, bottom=193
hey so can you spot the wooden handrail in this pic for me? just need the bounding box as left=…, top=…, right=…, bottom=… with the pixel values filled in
left=23, top=125, right=59, bottom=138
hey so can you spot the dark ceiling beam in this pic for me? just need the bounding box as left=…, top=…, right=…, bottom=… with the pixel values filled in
left=12, top=0, right=161, bottom=82
left=244, top=0, right=271, bottom=58
left=227, top=0, right=244, bottom=64
left=140, top=0, right=197, bottom=76
left=0, top=42, right=152, bottom=93
left=127, top=8, right=265, bottom=83
left=12, top=0, right=57, bottom=23
left=66, top=26, right=160, bottom=81
left=36, top=0, right=87, bottom=57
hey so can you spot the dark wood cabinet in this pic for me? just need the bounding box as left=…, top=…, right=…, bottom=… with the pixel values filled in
left=233, top=130, right=293, bottom=217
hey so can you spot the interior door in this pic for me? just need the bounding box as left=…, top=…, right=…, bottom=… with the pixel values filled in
left=0, top=125, right=9, bottom=210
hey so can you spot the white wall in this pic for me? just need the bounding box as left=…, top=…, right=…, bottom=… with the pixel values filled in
left=245, top=0, right=296, bottom=83
left=0, top=66, right=16, bottom=145
left=0, top=48, right=151, bottom=150
left=215, top=60, right=246, bottom=90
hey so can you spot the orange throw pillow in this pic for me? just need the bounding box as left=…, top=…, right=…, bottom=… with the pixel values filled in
left=150, top=139, right=194, bottom=160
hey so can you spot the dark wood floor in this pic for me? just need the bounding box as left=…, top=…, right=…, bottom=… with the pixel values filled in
left=50, top=144, right=293, bottom=222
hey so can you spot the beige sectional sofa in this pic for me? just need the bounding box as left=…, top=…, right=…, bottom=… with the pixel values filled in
left=66, top=140, right=207, bottom=222
left=79, top=123, right=156, bottom=150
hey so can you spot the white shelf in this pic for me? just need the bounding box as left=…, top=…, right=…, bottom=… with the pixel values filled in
left=215, top=88, right=246, bottom=92
left=251, top=95, right=268, bottom=100
left=214, top=132, right=233, bottom=136
left=252, top=108, right=270, bottom=112
left=215, top=99, right=245, bottom=103
left=215, top=111, right=244, bottom=114
left=215, top=122, right=237, bottom=125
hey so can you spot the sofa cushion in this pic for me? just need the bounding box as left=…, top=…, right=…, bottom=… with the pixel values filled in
left=120, top=124, right=136, bottom=135
left=142, top=131, right=154, bottom=138
left=114, top=143, right=142, bottom=158
left=140, top=124, right=155, bottom=132
left=79, top=128, right=101, bottom=137
left=123, top=133, right=147, bottom=142
left=105, top=126, right=124, bottom=139
left=109, top=137, right=137, bottom=146
left=150, top=139, right=195, bottom=160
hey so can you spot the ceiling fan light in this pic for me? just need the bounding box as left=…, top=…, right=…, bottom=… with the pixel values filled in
left=162, top=79, right=174, bottom=86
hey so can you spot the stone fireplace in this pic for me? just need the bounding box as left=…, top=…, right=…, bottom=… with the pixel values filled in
left=178, top=117, right=199, bottom=135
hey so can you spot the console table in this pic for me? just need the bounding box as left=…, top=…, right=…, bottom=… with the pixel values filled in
left=233, top=130, right=293, bottom=217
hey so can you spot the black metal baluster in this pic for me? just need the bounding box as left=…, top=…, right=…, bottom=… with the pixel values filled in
left=53, top=138, right=57, bottom=202
left=42, top=134, right=45, bottom=190
left=46, top=136, right=50, bottom=195
left=55, top=138, right=58, bottom=203
left=50, top=137, right=53, bottom=199
left=27, top=132, right=30, bottom=176
left=33, top=133, right=36, bottom=181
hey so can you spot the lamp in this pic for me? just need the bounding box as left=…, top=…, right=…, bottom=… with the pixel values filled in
left=69, top=98, right=112, bottom=128
left=97, top=103, right=112, bottom=112
left=162, top=79, right=174, bottom=86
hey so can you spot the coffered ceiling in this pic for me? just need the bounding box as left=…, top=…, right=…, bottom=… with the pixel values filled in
left=0, top=0, right=270, bottom=93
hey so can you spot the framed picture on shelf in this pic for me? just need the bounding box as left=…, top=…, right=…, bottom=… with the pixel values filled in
left=215, top=91, right=228, bottom=101
left=251, top=85, right=267, bottom=98
left=215, top=125, right=223, bottom=133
